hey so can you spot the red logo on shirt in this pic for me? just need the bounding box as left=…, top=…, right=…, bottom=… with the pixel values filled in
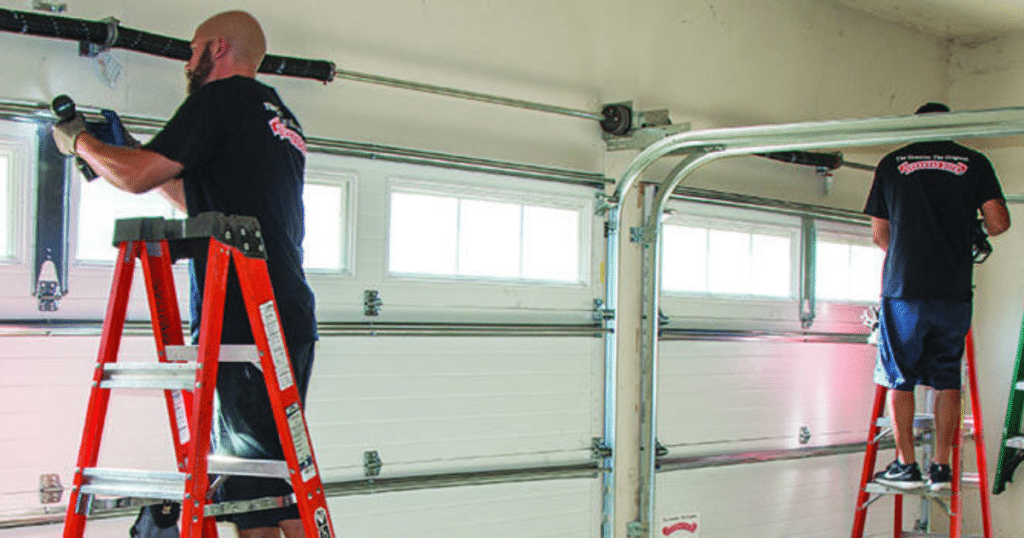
left=269, top=116, right=307, bottom=156
left=897, top=160, right=968, bottom=176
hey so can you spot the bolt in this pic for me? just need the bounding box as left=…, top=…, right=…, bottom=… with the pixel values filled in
left=224, top=231, right=232, bottom=240
left=243, top=242, right=250, bottom=250
left=193, top=516, right=199, bottom=523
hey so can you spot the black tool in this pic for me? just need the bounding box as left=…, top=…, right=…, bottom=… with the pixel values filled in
left=50, top=94, right=98, bottom=181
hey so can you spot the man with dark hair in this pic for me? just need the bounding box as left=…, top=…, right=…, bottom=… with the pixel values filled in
left=52, top=11, right=316, bottom=538
left=864, top=102, right=1010, bottom=490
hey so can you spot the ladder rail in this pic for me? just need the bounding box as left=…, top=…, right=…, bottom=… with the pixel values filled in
left=993, top=308, right=1024, bottom=494
left=63, top=241, right=139, bottom=538
left=139, top=240, right=192, bottom=469
left=180, top=240, right=231, bottom=537
left=233, top=249, right=335, bottom=537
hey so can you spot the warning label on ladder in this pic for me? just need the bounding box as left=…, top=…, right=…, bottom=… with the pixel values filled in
left=171, top=390, right=190, bottom=444
left=286, top=403, right=317, bottom=482
left=259, top=301, right=295, bottom=391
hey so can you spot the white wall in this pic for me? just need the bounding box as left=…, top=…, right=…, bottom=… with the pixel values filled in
left=0, top=1, right=974, bottom=537
left=949, top=33, right=1024, bottom=537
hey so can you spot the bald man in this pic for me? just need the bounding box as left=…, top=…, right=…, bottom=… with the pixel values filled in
left=53, top=11, right=317, bottom=538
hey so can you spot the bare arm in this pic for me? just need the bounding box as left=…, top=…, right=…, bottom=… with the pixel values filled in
left=74, top=133, right=183, bottom=194
left=981, top=198, right=1011, bottom=236
left=157, top=179, right=187, bottom=213
left=871, top=217, right=890, bottom=251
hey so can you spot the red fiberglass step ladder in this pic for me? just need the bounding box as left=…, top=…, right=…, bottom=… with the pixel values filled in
left=62, top=212, right=335, bottom=538
left=851, top=330, right=992, bottom=538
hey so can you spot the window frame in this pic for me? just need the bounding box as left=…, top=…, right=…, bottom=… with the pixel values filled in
left=0, top=121, right=36, bottom=264
left=385, top=176, right=593, bottom=287
left=660, top=201, right=802, bottom=301
left=302, top=168, right=356, bottom=277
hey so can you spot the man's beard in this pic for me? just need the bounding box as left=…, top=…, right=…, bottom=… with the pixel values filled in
left=186, top=44, right=214, bottom=95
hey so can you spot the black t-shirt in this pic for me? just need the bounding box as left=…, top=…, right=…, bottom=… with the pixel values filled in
left=863, top=140, right=1004, bottom=301
left=144, top=76, right=317, bottom=346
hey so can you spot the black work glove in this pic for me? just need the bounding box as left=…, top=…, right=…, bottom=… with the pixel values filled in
left=972, top=218, right=992, bottom=264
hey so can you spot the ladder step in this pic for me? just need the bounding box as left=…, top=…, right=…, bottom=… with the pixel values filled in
left=207, top=455, right=289, bottom=479
left=80, top=468, right=184, bottom=501
left=864, top=482, right=951, bottom=497
left=1005, top=436, right=1024, bottom=449
left=100, top=362, right=197, bottom=390
left=875, top=414, right=935, bottom=429
left=901, top=528, right=978, bottom=532
left=166, top=344, right=262, bottom=368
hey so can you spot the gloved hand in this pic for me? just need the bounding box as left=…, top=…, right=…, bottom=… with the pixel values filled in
left=51, top=113, right=87, bottom=156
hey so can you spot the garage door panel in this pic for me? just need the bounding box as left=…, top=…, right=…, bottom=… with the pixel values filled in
left=332, top=479, right=600, bottom=538
left=306, top=335, right=602, bottom=477
left=658, top=340, right=876, bottom=447
left=655, top=454, right=894, bottom=538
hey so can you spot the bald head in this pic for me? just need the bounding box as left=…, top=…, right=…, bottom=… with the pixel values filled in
left=192, top=11, right=267, bottom=73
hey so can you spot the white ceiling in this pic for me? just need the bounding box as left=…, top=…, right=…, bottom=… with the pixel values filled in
left=836, top=0, right=1024, bottom=38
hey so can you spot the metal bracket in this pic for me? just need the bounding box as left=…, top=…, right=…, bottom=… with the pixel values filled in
left=598, top=190, right=610, bottom=216
left=655, top=440, right=669, bottom=458
left=78, top=17, right=120, bottom=58
left=31, top=0, right=66, bottom=13
left=606, top=119, right=691, bottom=152
left=629, top=226, right=648, bottom=244
left=592, top=299, right=614, bottom=323
left=36, top=280, right=61, bottom=311
left=363, top=290, right=382, bottom=317
left=363, top=450, right=383, bottom=477
left=39, top=473, right=63, bottom=503
left=626, top=521, right=646, bottom=538
left=591, top=437, right=612, bottom=460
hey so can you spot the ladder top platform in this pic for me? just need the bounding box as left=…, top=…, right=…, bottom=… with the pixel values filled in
left=112, top=212, right=267, bottom=260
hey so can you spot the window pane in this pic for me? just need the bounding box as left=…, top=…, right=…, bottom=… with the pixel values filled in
left=522, top=206, right=579, bottom=282
left=0, top=154, right=8, bottom=257
left=750, top=234, right=791, bottom=296
left=77, top=178, right=182, bottom=262
left=815, top=238, right=883, bottom=302
left=662, top=225, right=708, bottom=292
left=388, top=189, right=584, bottom=283
left=850, top=244, right=884, bottom=301
left=458, top=199, right=521, bottom=278
left=302, top=183, right=344, bottom=270
left=707, top=230, right=751, bottom=294
left=815, top=241, right=851, bottom=300
left=389, top=192, right=458, bottom=275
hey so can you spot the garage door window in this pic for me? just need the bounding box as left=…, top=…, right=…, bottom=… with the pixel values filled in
left=388, top=189, right=584, bottom=283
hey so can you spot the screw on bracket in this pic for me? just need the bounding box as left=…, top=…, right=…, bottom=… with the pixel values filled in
left=363, top=450, right=383, bottom=477
left=364, top=290, right=382, bottom=317
left=627, top=521, right=646, bottom=538
left=39, top=474, right=63, bottom=504
left=592, top=299, right=614, bottom=323
left=591, top=437, right=612, bottom=460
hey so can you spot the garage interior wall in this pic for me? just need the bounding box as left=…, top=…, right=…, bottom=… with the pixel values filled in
left=1, top=1, right=1022, bottom=537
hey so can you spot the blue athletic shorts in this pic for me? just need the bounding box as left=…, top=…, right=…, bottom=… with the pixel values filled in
left=212, top=339, right=317, bottom=530
left=874, top=297, right=971, bottom=391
